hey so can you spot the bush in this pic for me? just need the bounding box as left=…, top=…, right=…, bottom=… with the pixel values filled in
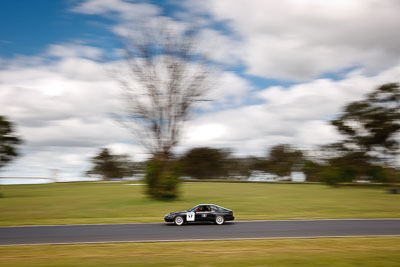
left=145, top=159, right=180, bottom=200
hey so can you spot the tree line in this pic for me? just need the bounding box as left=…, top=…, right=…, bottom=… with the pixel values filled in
left=86, top=142, right=400, bottom=185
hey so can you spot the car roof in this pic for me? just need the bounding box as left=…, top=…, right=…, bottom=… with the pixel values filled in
left=189, top=204, right=230, bottom=211
left=196, top=204, right=228, bottom=209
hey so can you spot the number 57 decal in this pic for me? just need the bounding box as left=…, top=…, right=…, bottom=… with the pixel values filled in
left=186, top=212, right=195, bottom=221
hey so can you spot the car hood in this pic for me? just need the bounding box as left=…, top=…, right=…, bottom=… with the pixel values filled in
left=170, top=211, right=187, bottom=214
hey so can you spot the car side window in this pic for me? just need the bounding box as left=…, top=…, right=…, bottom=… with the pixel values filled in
left=198, top=205, right=210, bottom=212
left=193, top=205, right=213, bottom=212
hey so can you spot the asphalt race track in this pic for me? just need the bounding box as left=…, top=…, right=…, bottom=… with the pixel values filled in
left=1, top=219, right=400, bottom=245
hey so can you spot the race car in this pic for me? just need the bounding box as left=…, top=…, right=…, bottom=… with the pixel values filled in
left=164, top=204, right=235, bottom=226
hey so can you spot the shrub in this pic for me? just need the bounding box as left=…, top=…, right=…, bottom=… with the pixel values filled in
left=145, top=159, right=180, bottom=200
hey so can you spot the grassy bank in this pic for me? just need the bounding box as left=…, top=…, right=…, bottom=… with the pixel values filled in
left=1, top=237, right=400, bottom=266
left=0, top=182, right=399, bottom=226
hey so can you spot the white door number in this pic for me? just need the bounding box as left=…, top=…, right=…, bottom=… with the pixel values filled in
left=186, top=212, right=195, bottom=221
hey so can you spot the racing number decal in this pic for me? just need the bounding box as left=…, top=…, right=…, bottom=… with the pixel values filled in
left=187, top=212, right=195, bottom=221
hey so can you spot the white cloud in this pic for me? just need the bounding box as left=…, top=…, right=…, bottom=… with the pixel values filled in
left=47, top=44, right=104, bottom=60
left=199, top=71, right=253, bottom=110
left=180, top=64, right=400, bottom=156
left=71, top=0, right=160, bottom=20
left=184, top=123, right=228, bottom=145
left=0, top=43, right=255, bottom=177
left=0, top=52, right=131, bottom=178
left=184, top=0, right=400, bottom=80
left=197, top=29, right=242, bottom=65
left=2, top=49, right=400, bottom=177
left=106, top=142, right=148, bottom=161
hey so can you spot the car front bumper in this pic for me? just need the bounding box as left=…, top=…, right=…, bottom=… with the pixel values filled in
left=164, top=216, right=174, bottom=222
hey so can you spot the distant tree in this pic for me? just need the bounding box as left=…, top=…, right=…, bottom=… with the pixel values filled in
left=0, top=116, right=22, bottom=169
left=249, top=156, right=268, bottom=172
left=229, top=156, right=259, bottom=178
left=321, top=151, right=398, bottom=184
left=0, top=116, right=22, bottom=198
left=323, top=83, right=400, bottom=185
left=180, top=147, right=231, bottom=179
left=264, top=144, right=304, bottom=177
left=331, top=83, right=400, bottom=166
left=86, top=148, right=135, bottom=180
left=114, top=19, right=212, bottom=198
left=302, top=160, right=324, bottom=182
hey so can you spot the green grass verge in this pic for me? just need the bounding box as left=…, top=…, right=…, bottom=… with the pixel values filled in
left=1, top=237, right=400, bottom=266
left=0, top=182, right=399, bottom=226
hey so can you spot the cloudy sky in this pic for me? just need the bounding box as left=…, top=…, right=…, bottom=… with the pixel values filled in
left=1, top=0, right=400, bottom=179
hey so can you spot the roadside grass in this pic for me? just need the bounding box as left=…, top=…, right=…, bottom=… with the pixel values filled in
left=1, top=237, right=400, bottom=266
left=0, top=182, right=399, bottom=226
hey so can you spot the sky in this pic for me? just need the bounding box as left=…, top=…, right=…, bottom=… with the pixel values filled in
left=1, top=0, right=400, bottom=180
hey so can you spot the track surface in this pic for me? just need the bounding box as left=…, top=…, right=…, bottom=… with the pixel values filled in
left=1, top=219, right=400, bottom=245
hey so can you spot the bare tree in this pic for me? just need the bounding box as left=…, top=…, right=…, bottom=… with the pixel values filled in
left=114, top=19, right=211, bottom=162
left=112, top=19, right=212, bottom=198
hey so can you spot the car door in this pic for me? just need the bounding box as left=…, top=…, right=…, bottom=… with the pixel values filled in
left=209, top=206, right=218, bottom=222
left=194, top=205, right=204, bottom=221
left=193, top=205, right=205, bottom=221
left=196, top=205, right=213, bottom=222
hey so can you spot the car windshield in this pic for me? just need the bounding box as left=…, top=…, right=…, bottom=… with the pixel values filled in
left=188, top=206, right=198, bottom=212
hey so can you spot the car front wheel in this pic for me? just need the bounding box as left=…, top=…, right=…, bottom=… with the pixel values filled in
left=174, top=216, right=184, bottom=226
left=215, top=215, right=225, bottom=225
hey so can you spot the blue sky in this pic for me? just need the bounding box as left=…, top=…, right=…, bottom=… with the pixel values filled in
left=1, top=0, right=400, bottom=180
left=1, top=1, right=83, bottom=57
left=0, top=0, right=291, bottom=89
left=0, top=1, right=189, bottom=57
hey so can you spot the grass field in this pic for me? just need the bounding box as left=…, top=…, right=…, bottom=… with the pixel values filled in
left=0, top=182, right=399, bottom=226
left=1, top=183, right=399, bottom=266
left=1, top=237, right=400, bottom=266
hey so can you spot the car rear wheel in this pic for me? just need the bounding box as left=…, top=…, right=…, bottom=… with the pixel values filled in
left=215, top=215, right=225, bottom=225
left=174, top=216, right=184, bottom=226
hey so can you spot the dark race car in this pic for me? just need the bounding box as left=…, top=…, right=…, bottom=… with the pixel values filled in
left=164, top=204, right=235, bottom=226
